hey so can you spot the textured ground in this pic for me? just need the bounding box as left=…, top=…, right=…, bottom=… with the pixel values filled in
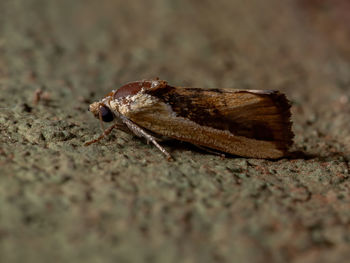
left=0, top=0, right=350, bottom=262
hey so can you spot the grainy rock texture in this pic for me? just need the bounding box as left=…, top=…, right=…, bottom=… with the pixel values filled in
left=0, top=0, right=350, bottom=262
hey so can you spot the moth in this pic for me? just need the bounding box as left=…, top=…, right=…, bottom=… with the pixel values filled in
left=85, top=79, right=293, bottom=160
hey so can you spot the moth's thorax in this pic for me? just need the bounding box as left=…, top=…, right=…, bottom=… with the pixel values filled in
left=113, top=80, right=165, bottom=99
left=105, top=79, right=166, bottom=116
left=113, top=81, right=149, bottom=100
left=110, top=89, right=158, bottom=116
left=89, top=80, right=165, bottom=119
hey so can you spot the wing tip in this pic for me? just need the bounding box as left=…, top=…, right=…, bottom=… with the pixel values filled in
left=269, top=91, right=294, bottom=152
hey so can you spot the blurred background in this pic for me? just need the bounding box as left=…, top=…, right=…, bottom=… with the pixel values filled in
left=0, top=0, right=350, bottom=262
left=1, top=0, right=350, bottom=100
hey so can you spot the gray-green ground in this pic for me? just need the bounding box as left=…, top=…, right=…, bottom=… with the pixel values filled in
left=0, top=0, right=350, bottom=262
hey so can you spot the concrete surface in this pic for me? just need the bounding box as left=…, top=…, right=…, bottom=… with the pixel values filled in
left=0, top=0, right=349, bottom=262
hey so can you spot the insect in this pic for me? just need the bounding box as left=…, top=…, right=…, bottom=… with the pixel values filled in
left=85, top=79, right=294, bottom=160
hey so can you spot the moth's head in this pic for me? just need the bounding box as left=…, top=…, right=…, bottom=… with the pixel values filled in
left=88, top=102, right=115, bottom=122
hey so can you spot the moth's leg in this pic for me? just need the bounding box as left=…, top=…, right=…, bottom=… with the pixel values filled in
left=120, top=116, right=173, bottom=160
left=84, top=123, right=124, bottom=146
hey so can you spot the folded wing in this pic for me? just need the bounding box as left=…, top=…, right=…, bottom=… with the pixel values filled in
left=127, top=84, right=293, bottom=158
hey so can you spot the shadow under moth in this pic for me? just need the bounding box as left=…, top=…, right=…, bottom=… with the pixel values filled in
left=85, top=79, right=294, bottom=160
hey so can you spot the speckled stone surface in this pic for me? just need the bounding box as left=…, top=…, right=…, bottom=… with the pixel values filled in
left=0, top=0, right=349, bottom=262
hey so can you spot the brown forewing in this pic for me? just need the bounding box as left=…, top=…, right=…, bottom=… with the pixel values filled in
left=149, top=85, right=292, bottom=141
left=127, top=84, right=293, bottom=158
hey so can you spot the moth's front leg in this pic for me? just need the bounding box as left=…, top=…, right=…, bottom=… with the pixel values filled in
left=120, top=115, right=173, bottom=160
left=84, top=123, right=122, bottom=146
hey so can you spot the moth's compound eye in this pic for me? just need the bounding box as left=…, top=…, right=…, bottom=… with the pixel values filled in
left=100, top=106, right=114, bottom=122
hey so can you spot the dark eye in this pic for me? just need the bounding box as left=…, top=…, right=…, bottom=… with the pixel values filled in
left=100, top=106, right=114, bottom=122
